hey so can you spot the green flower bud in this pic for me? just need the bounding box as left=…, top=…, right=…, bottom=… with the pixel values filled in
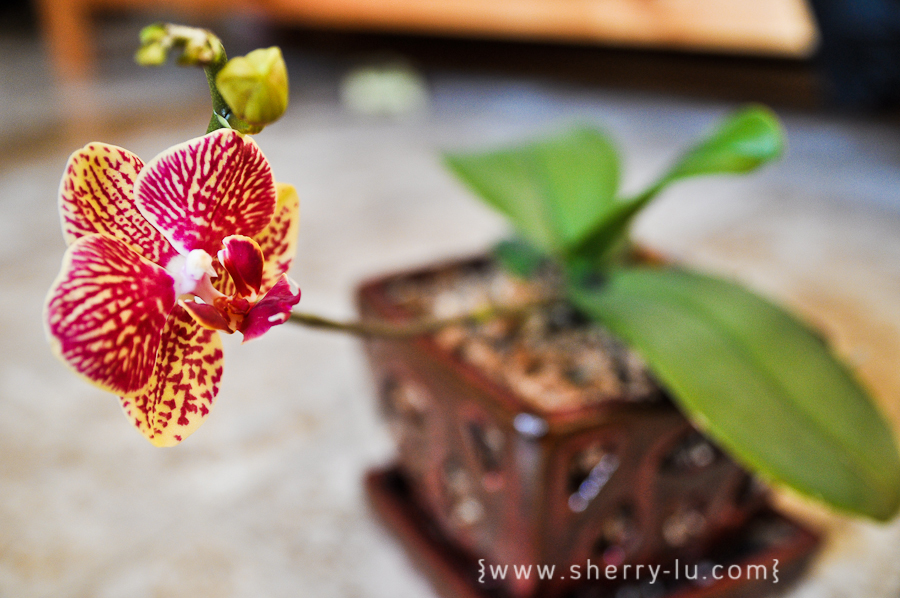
left=139, top=23, right=168, bottom=45
left=216, top=47, right=289, bottom=128
left=135, top=42, right=168, bottom=66
left=178, top=31, right=223, bottom=66
left=134, top=23, right=225, bottom=69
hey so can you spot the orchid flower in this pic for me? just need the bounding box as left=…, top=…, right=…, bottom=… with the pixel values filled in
left=45, top=129, right=301, bottom=446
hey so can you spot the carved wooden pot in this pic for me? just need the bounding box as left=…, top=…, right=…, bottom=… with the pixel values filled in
left=357, top=257, right=819, bottom=598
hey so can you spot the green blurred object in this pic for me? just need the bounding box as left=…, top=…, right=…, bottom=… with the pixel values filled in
left=574, top=106, right=785, bottom=266
left=340, top=63, right=429, bottom=116
left=216, top=47, right=290, bottom=129
left=571, top=268, right=900, bottom=521
left=493, top=238, right=548, bottom=278
left=445, top=105, right=900, bottom=521
left=134, top=22, right=225, bottom=68
left=446, top=127, right=619, bottom=255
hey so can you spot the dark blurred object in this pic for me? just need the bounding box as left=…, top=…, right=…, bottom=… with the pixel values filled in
left=809, top=0, right=900, bottom=109
left=358, top=257, right=820, bottom=598
left=0, top=0, right=35, bottom=32
left=274, top=27, right=822, bottom=110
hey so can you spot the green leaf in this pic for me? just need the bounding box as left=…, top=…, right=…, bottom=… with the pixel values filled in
left=570, top=267, right=900, bottom=520
left=572, top=106, right=785, bottom=266
left=665, top=104, right=784, bottom=182
left=493, top=238, right=548, bottom=278
left=445, top=127, right=620, bottom=254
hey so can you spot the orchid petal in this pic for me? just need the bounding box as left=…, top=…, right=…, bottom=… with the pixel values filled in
left=180, top=299, right=231, bottom=331
left=239, top=274, right=301, bottom=342
left=254, top=182, right=300, bottom=292
left=59, top=143, right=179, bottom=266
left=218, top=235, right=264, bottom=297
left=120, top=305, right=224, bottom=447
left=210, top=260, right=236, bottom=297
left=45, top=234, right=176, bottom=395
left=135, top=129, right=277, bottom=256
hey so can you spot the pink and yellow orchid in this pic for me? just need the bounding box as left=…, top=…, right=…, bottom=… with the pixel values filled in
left=45, top=129, right=301, bottom=446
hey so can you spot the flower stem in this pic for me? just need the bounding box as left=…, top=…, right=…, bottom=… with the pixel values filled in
left=287, top=297, right=555, bottom=338
left=203, top=46, right=261, bottom=134
left=134, top=23, right=243, bottom=134
left=204, top=53, right=232, bottom=133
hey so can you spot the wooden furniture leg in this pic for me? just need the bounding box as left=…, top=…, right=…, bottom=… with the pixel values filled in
left=35, top=0, right=96, bottom=80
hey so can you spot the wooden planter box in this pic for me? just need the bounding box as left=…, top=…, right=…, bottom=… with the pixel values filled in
left=357, top=257, right=819, bottom=598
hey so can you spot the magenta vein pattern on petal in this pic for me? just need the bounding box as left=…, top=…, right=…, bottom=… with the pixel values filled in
left=136, top=129, right=277, bottom=256
left=59, top=143, right=178, bottom=266
left=45, top=235, right=177, bottom=395
left=120, top=305, right=224, bottom=447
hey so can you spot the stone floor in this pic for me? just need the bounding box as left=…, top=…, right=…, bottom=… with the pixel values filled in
left=2, top=18, right=900, bottom=598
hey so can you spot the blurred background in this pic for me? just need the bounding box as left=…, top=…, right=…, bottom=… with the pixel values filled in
left=2, top=0, right=900, bottom=596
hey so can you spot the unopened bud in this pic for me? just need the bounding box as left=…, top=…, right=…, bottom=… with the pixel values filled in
left=139, top=23, right=168, bottom=45
left=179, top=31, right=223, bottom=66
left=134, top=23, right=225, bottom=68
left=135, top=42, right=168, bottom=66
left=216, top=47, right=289, bottom=128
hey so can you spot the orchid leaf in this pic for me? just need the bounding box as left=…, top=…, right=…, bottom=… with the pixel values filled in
left=573, top=106, right=784, bottom=265
left=570, top=267, right=900, bottom=520
left=445, top=127, right=620, bottom=254
left=493, top=238, right=548, bottom=278
left=664, top=104, right=784, bottom=182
